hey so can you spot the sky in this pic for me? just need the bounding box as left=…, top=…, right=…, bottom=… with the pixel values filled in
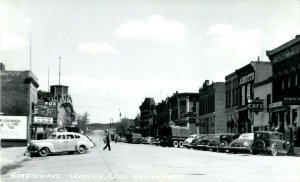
left=1, top=0, right=300, bottom=123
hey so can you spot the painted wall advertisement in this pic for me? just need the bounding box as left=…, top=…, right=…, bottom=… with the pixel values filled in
left=0, top=116, right=27, bottom=139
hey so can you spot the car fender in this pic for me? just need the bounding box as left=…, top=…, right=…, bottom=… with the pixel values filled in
left=76, top=141, right=90, bottom=150
left=35, top=142, right=55, bottom=153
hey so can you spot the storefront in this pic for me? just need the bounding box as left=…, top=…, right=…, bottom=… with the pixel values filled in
left=31, top=100, right=57, bottom=140
left=269, top=99, right=300, bottom=146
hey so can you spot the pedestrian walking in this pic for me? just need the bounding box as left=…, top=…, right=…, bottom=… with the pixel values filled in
left=103, top=130, right=111, bottom=151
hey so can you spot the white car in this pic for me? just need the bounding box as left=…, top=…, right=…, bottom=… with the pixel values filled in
left=26, top=132, right=95, bottom=157
left=183, top=134, right=197, bottom=148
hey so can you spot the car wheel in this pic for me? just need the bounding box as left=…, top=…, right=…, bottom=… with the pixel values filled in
left=30, top=153, right=37, bottom=157
left=186, top=146, right=190, bottom=149
left=173, top=141, right=179, bottom=148
left=179, top=141, right=184, bottom=148
left=39, top=147, right=49, bottom=157
left=78, top=145, right=87, bottom=154
left=270, top=145, right=278, bottom=156
left=252, top=149, right=258, bottom=155
left=212, top=148, right=217, bottom=152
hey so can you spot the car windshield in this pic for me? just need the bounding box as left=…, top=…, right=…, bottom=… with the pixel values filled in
left=238, top=133, right=254, bottom=139
left=47, top=134, right=57, bottom=139
left=255, top=133, right=269, bottom=139
left=189, top=135, right=196, bottom=138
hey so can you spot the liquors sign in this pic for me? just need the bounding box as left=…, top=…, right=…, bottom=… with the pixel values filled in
left=239, top=72, right=255, bottom=85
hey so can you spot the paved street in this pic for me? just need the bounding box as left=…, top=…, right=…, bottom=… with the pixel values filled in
left=1, top=131, right=300, bottom=182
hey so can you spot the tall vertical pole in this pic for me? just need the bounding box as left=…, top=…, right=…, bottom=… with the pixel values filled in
left=48, top=66, right=50, bottom=92
left=29, top=32, right=32, bottom=71
left=59, top=57, right=61, bottom=85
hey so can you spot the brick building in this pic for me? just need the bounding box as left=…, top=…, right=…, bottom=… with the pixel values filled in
left=155, top=100, right=169, bottom=127
left=197, top=80, right=226, bottom=134
left=155, top=92, right=199, bottom=134
left=139, top=97, right=156, bottom=136
left=253, top=78, right=272, bottom=131
left=225, top=71, right=239, bottom=133
left=225, top=61, right=272, bottom=133
left=168, top=92, right=198, bottom=134
left=267, top=35, right=300, bottom=147
left=0, top=63, right=39, bottom=146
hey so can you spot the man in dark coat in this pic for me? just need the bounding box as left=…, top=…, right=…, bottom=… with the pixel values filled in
left=103, top=130, right=111, bottom=151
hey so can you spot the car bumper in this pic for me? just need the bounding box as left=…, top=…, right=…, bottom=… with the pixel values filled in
left=24, top=150, right=38, bottom=156
left=229, top=146, right=251, bottom=152
left=183, top=143, right=191, bottom=147
left=207, top=145, right=218, bottom=149
left=196, top=145, right=208, bottom=149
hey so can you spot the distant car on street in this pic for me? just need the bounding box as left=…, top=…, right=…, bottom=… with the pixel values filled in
left=252, top=131, right=290, bottom=156
left=207, top=133, right=240, bottom=152
left=196, top=134, right=215, bottom=150
left=118, top=137, right=126, bottom=142
left=25, top=132, right=94, bottom=157
left=152, top=138, right=160, bottom=146
left=141, top=137, right=155, bottom=144
left=183, top=134, right=197, bottom=148
left=125, top=133, right=143, bottom=144
left=228, top=133, right=254, bottom=153
left=188, top=135, right=206, bottom=149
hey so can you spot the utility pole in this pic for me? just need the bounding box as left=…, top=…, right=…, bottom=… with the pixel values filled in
left=48, top=66, right=50, bottom=92
left=59, top=57, right=61, bottom=85
left=29, top=32, right=32, bottom=71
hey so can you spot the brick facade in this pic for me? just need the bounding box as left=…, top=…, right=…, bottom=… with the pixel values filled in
left=197, top=81, right=226, bottom=134
left=1, top=68, right=39, bottom=147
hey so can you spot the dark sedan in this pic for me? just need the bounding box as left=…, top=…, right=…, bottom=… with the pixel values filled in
left=207, top=133, right=240, bottom=152
left=228, top=133, right=254, bottom=153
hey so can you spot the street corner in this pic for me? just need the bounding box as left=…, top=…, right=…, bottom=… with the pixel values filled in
left=1, top=147, right=30, bottom=171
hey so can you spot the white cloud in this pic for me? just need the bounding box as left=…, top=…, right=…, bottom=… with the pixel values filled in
left=0, top=31, right=28, bottom=51
left=115, top=15, right=187, bottom=41
left=77, top=42, right=117, bottom=54
left=203, top=23, right=263, bottom=58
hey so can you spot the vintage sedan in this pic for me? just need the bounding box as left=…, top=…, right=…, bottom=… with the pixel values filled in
left=183, top=134, right=197, bottom=148
left=217, top=133, right=240, bottom=152
left=228, top=133, right=254, bottom=153
left=196, top=134, right=215, bottom=150
left=207, top=133, right=240, bottom=152
left=188, top=134, right=206, bottom=149
left=26, top=132, right=94, bottom=157
left=141, top=137, right=155, bottom=144
left=252, top=131, right=290, bottom=156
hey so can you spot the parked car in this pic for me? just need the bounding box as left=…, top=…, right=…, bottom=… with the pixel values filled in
left=152, top=137, right=160, bottom=146
left=207, top=133, right=240, bottom=152
left=142, top=137, right=155, bottom=144
left=183, top=134, right=197, bottom=148
left=188, top=135, right=206, bottom=149
left=25, top=132, right=94, bottom=157
left=207, top=134, right=222, bottom=152
left=125, top=133, right=143, bottom=144
left=228, top=133, right=254, bottom=153
left=252, top=131, right=290, bottom=156
left=196, top=134, right=215, bottom=150
left=118, top=137, right=126, bottom=142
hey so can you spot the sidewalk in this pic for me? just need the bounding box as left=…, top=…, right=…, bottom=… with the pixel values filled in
left=0, top=147, right=29, bottom=169
left=294, top=147, right=300, bottom=156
